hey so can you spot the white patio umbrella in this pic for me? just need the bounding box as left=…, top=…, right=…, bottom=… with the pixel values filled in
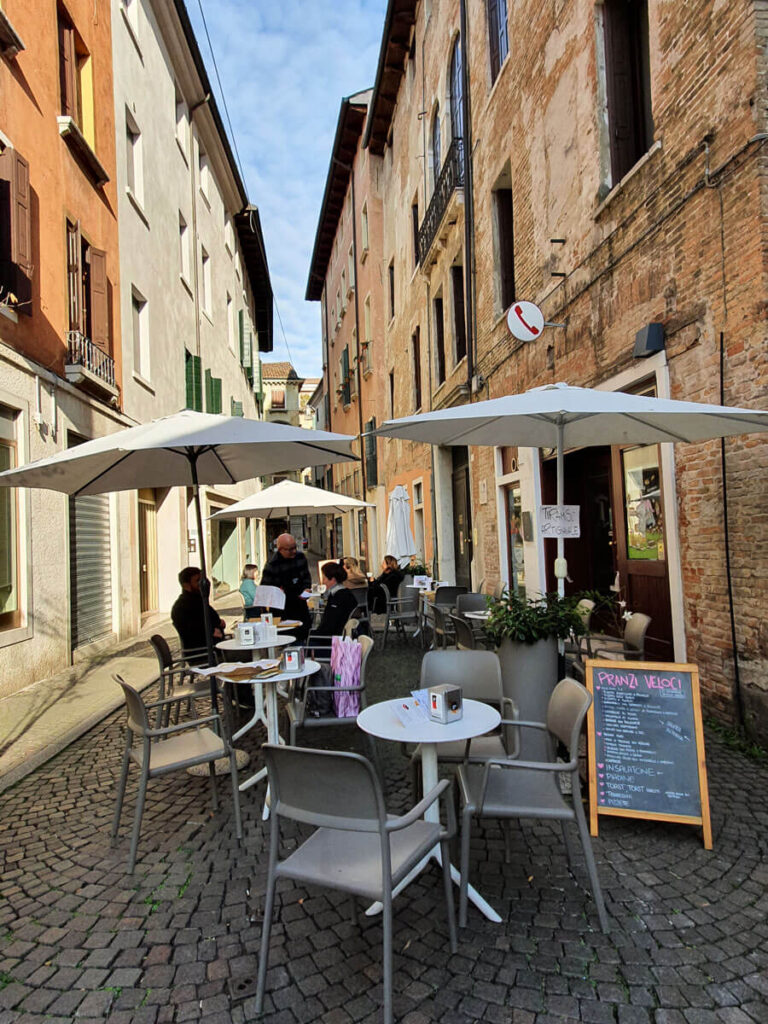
left=0, top=411, right=357, bottom=666
left=385, top=484, right=417, bottom=567
left=374, top=382, right=768, bottom=594
left=209, top=478, right=372, bottom=525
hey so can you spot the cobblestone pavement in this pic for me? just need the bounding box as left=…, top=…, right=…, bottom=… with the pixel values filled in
left=1, top=643, right=767, bottom=1024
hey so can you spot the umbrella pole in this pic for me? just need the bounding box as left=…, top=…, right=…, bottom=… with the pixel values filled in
left=556, top=421, right=565, bottom=599
left=189, top=455, right=219, bottom=712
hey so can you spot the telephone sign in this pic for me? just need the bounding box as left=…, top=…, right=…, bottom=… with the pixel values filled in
left=507, top=300, right=544, bottom=342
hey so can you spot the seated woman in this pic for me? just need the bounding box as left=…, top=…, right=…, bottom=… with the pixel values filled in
left=341, top=556, right=368, bottom=591
left=367, top=555, right=404, bottom=613
left=239, top=563, right=259, bottom=617
left=314, top=562, right=359, bottom=636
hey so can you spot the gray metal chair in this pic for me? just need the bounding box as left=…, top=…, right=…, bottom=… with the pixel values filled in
left=255, top=745, right=457, bottom=1024
left=382, top=577, right=419, bottom=649
left=451, top=613, right=481, bottom=650
left=430, top=604, right=455, bottom=649
left=573, top=612, right=652, bottom=680
left=148, top=634, right=211, bottom=725
left=286, top=635, right=374, bottom=745
left=434, top=584, right=468, bottom=611
left=456, top=677, right=609, bottom=933
left=455, top=592, right=489, bottom=616
left=407, top=651, right=516, bottom=786
left=492, top=580, right=506, bottom=601
left=111, top=675, right=242, bottom=874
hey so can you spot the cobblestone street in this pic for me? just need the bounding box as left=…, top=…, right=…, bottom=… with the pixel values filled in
left=1, top=644, right=767, bottom=1024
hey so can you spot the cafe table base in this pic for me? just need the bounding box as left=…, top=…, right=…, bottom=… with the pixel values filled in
left=219, top=659, right=322, bottom=819
left=357, top=699, right=503, bottom=924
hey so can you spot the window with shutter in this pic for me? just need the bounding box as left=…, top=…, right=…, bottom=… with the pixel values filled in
left=452, top=264, right=467, bottom=364
left=66, top=219, right=83, bottom=332
left=341, top=346, right=350, bottom=406
left=602, top=0, right=653, bottom=184
left=364, top=417, right=378, bottom=488
left=412, top=328, right=422, bottom=410
left=0, top=404, right=20, bottom=629
left=58, top=13, right=77, bottom=120
left=89, top=248, right=109, bottom=353
left=487, top=0, right=509, bottom=83
left=433, top=295, right=445, bottom=386
left=493, top=186, right=515, bottom=311
left=185, top=349, right=202, bottom=411
left=0, top=148, right=32, bottom=313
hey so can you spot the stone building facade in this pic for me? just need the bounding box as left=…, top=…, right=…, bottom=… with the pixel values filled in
left=314, top=0, right=768, bottom=734
left=0, top=0, right=129, bottom=695
left=111, top=0, right=273, bottom=613
left=0, top=0, right=272, bottom=696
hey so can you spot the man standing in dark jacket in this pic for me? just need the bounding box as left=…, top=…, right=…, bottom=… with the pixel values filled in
left=260, top=533, right=312, bottom=643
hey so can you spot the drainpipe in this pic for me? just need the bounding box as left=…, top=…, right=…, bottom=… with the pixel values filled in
left=720, top=330, right=745, bottom=729
left=422, top=31, right=439, bottom=573
left=459, top=0, right=475, bottom=396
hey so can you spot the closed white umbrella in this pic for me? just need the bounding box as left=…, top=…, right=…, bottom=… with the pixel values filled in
left=375, top=382, right=768, bottom=593
left=385, top=484, right=417, bottom=567
left=0, top=411, right=357, bottom=665
left=209, top=478, right=372, bottom=522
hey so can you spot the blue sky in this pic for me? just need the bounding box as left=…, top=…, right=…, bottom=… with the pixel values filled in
left=187, top=0, right=388, bottom=378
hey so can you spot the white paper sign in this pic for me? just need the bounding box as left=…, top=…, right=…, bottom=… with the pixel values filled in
left=539, top=505, right=580, bottom=538
left=251, top=585, right=286, bottom=610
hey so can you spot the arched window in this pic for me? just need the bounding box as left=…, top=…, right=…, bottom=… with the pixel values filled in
left=449, top=38, right=464, bottom=176
left=431, top=107, right=441, bottom=189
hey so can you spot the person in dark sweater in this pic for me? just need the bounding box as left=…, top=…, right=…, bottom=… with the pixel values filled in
left=170, top=566, right=226, bottom=653
left=368, top=555, right=404, bottom=613
left=314, top=562, right=359, bottom=636
left=259, top=533, right=312, bottom=643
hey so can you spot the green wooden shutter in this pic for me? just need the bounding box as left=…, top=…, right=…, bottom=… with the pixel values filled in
left=204, top=367, right=213, bottom=411
left=212, top=376, right=222, bottom=414
left=185, top=350, right=202, bottom=411
left=230, top=397, right=244, bottom=417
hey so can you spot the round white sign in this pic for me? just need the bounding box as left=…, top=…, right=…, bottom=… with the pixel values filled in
left=506, top=300, right=544, bottom=342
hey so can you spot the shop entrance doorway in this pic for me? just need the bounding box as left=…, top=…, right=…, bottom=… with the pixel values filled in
left=542, top=444, right=673, bottom=660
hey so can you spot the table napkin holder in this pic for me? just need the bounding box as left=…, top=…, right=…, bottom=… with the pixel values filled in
left=428, top=684, right=463, bottom=723
left=281, top=647, right=305, bottom=673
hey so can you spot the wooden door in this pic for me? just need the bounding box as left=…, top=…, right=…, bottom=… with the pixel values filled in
left=611, top=443, right=673, bottom=660
left=138, top=493, right=158, bottom=614
left=452, top=449, right=472, bottom=589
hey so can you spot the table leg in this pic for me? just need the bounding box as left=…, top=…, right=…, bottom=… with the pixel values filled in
left=237, top=682, right=271, bottom=793
left=365, top=744, right=502, bottom=923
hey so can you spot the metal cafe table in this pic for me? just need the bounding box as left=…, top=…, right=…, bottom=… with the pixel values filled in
left=205, top=651, right=322, bottom=817
left=357, top=697, right=502, bottom=922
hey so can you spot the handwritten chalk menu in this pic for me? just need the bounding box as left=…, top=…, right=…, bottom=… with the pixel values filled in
left=585, top=660, right=712, bottom=849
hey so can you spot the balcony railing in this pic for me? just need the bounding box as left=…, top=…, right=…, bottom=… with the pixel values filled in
left=66, top=330, right=116, bottom=389
left=418, top=137, right=465, bottom=265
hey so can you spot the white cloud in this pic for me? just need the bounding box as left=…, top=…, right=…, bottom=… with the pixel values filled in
left=187, top=0, right=387, bottom=377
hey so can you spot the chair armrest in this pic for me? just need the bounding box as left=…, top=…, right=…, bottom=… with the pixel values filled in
left=482, top=754, right=577, bottom=773
left=146, top=713, right=220, bottom=738
left=303, top=683, right=364, bottom=693
left=385, top=778, right=453, bottom=834
left=499, top=718, right=548, bottom=731
left=144, top=692, right=212, bottom=711
left=592, top=642, right=641, bottom=659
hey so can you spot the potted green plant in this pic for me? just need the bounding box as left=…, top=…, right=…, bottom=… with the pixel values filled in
left=485, top=591, right=588, bottom=750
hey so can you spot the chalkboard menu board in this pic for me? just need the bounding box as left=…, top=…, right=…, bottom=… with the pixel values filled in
left=585, top=660, right=712, bottom=849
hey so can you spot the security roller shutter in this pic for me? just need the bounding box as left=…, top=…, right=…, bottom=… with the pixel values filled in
left=69, top=493, right=112, bottom=650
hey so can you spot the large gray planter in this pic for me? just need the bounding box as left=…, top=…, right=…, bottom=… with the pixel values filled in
left=496, top=637, right=559, bottom=760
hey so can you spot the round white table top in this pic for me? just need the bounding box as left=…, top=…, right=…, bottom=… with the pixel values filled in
left=216, top=658, right=322, bottom=685
left=216, top=635, right=296, bottom=652
left=464, top=610, right=490, bottom=621
left=357, top=697, right=500, bottom=745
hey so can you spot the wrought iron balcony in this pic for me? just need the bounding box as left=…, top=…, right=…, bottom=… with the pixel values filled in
left=418, top=137, right=465, bottom=266
left=65, top=330, right=118, bottom=397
